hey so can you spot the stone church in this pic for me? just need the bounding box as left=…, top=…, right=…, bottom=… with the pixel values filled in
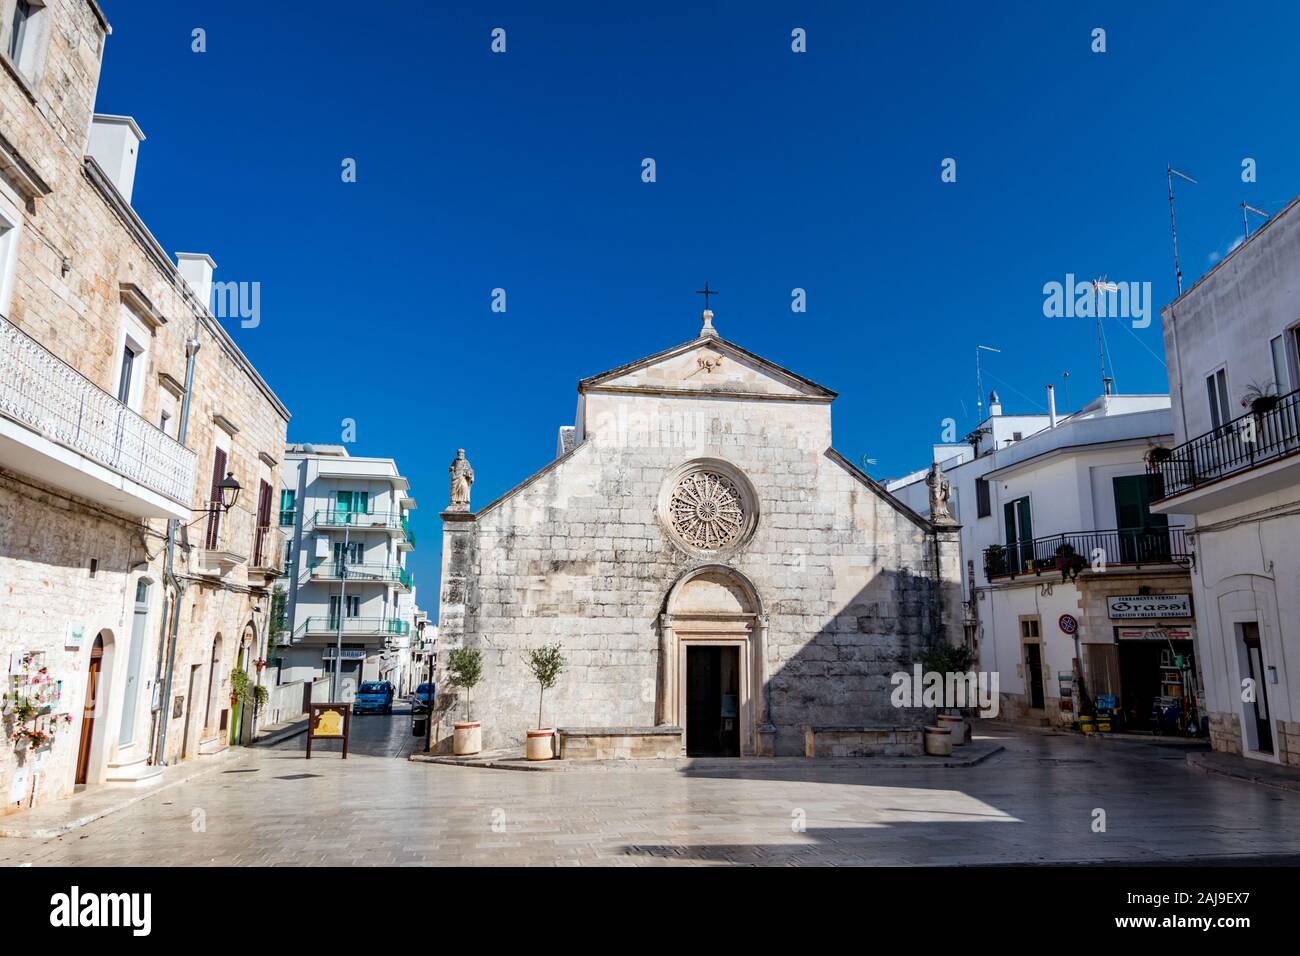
left=436, top=309, right=964, bottom=756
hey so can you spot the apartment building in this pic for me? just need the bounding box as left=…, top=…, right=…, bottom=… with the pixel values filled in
left=1151, top=196, right=1300, bottom=767
left=275, top=444, right=416, bottom=700
left=0, top=0, right=289, bottom=811
left=889, top=390, right=1196, bottom=730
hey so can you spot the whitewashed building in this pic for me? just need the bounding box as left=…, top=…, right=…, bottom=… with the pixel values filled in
left=275, top=444, right=417, bottom=700
left=889, top=390, right=1196, bottom=730
left=1151, top=196, right=1300, bottom=768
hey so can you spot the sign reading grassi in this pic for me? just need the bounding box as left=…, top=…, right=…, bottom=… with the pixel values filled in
left=1107, top=594, right=1192, bottom=619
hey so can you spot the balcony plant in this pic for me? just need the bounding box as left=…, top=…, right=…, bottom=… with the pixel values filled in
left=1055, top=542, right=1087, bottom=582
left=1241, top=380, right=1280, bottom=418
left=447, top=647, right=483, bottom=756
left=1146, top=445, right=1172, bottom=466
left=984, top=543, right=1007, bottom=577
left=523, top=644, right=564, bottom=761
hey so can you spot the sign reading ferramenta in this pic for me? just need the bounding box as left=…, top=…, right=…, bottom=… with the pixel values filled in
left=1107, top=594, right=1192, bottom=619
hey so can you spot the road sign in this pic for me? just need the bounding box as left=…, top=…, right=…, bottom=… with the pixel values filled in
left=1058, top=613, right=1079, bottom=635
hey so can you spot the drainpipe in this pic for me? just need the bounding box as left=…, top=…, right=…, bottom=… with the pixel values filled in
left=151, top=333, right=201, bottom=766
left=1047, top=384, right=1057, bottom=429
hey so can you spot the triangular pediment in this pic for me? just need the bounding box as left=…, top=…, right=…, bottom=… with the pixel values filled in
left=579, top=335, right=836, bottom=402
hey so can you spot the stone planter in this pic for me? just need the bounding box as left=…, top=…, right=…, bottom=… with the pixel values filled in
left=924, top=725, right=953, bottom=756
left=453, top=721, right=482, bottom=756
left=525, top=728, right=555, bottom=761
left=937, top=713, right=967, bottom=745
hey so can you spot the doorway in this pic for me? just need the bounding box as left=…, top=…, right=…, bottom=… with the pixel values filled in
left=1241, top=623, right=1274, bottom=753
left=1024, top=643, right=1045, bottom=710
left=75, top=635, right=105, bottom=785
left=182, top=664, right=201, bottom=759
left=686, top=645, right=740, bottom=757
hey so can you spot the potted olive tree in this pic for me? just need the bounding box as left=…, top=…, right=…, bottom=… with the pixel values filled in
left=523, top=644, right=564, bottom=761
left=447, top=648, right=483, bottom=756
left=920, top=643, right=977, bottom=746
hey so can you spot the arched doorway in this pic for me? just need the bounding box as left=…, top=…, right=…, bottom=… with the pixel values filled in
left=75, top=631, right=113, bottom=786
left=658, top=566, right=768, bottom=757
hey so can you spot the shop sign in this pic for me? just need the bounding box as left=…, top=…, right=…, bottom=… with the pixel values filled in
left=1116, top=626, right=1195, bottom=641
left=64, top=622, right=86, bottom=650
left=1107, top=594, right=1192, bottom=619
left=322, top=647, right=367, bottom=660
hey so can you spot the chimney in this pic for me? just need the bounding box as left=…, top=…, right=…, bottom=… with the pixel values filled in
left=175, top=253, right=217, bottom=309
left=1103, top=377, right=1114, bottom=397
left=1047, top=384, right=1057, bottom=428
left=87, top=115, right=146, bottom=204
left=988, top=390, right=1002, bottom=417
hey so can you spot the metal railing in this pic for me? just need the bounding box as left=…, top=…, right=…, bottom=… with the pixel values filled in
left=311, top=509, right=405, bottom=532
left=193, top=503, right=253, bottom=560
left=291, top=617, right=411, bottom=642
left=983, top=527, right=1189, bottom=580
left=1149, top=387, right=1300, bottom=499
left=0, top=314, right=197, bottom=506
left=309, top=561, right=412, bottom=588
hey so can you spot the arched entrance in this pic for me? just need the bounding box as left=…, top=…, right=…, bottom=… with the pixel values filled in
left=75, top=631, right=113, bottom=786
left=658, top=566, right=769, bottom=756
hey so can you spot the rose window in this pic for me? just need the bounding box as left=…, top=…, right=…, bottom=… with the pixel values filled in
left=669, top=471, right=746, bottom=550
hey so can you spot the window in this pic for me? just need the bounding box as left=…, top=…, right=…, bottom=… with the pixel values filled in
left=116, top=344, right=137, bottom=404
left=1275, top=333, right=1295, bottom=395
left=333, top=541, right=364, bottom=566
left=336, top=490, right=369, bottom=516
left=1020, top=618, right=1040, bottom=639
left=279, top=489, right=296, bottom=526
left=976, top=479, right=991, bottom=518
left=281, top=538, right=293, bottom=573
left=7, top=0, right=31, bottom=64
left=0, top=205, right=19, bottom=317
left=1004, top=496, right=1033, bottom=571
left=1206, top=368, right=1231, bottom=430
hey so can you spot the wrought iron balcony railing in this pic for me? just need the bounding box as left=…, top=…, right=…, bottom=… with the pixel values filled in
left=0, top=314, right=197, bottom=506
left=311, top=509, right=405, bottom=532
left=983, top=527, right=1190, bottom=580
left=1148, top=387, right=1300, bottom=499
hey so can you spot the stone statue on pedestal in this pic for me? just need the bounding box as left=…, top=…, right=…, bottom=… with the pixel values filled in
left=927, top=461, right=955, bottom=525
left=448, top=448, right=474, bottom=511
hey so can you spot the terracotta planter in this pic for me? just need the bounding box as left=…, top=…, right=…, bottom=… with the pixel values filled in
left=453, top=721, right=482, bottom=756
left=525, top=728, right=555, bottom=761
left=924, top=726, right=953, bottom=756
left=937, top=713, right=968, bottom=745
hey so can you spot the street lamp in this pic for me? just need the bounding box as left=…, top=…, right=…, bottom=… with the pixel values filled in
left=216, top=472, right=241, bottom=511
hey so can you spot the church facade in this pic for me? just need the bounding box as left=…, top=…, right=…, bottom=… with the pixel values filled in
left=436, top=311, right=964, bottom=756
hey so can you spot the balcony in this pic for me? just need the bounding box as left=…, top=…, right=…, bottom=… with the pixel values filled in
left=0, top=314, right=197, bottom=519
left=188, top=504, right=253, bottom=578
left=1149, top=388, right=1300, bottom=514
left=249, top=525, right=286, bottom=579
left=291, top=617, right=411, bottom=643
left=310, top=509, right=415, bottom=549
left=308, top=560, right=412, bottom=590
left=983, top=527, right=1190, bottom=581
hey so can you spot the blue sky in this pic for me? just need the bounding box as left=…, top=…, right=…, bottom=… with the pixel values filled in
left=94, top=1, right=1300, bottom=603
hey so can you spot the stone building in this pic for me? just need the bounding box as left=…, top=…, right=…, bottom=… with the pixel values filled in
left=1150, top=196, right=1300, bottom=767
left=0, top=0, right=289, bottom=812
left=889, top=390, right=1196, bottom=731
left=437, top=310, right=964, bottom=756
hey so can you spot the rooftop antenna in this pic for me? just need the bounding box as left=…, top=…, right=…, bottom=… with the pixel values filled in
left=976, top=344, right=1000, bottom=422
left=1092, top=277, right=1119, bottom=397
left=1241, top=202, right=1269, bottom=241
left=1167, top=166, right=1197, bottom=295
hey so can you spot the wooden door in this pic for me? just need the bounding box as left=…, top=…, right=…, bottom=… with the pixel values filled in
left=75, top=636, right=104, bottom=785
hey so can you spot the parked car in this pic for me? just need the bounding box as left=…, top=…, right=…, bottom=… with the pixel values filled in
left=353, top=681, right=394, bottom=715
left=411, top=681, right=435, bottom=714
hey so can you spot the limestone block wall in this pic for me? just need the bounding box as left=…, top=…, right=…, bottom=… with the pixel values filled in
left=0, top=0, right=290, bottom=807
left=441, top=392, right=953, bottom=756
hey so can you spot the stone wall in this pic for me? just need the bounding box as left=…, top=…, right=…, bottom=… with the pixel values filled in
left=440, top=387, right=955, bottom=756
left=1, top=0, right=290, bottom=809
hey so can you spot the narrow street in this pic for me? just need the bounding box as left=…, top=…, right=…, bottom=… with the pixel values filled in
left=4, top=722, right=1300, bottom=867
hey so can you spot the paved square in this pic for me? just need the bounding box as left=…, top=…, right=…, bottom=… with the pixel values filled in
left=4, top=714, right=1299, bottom=867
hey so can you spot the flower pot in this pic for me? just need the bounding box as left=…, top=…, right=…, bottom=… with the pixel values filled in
left=525, top=728, right=555, bottom=761
left=453, top=721, right=481, bottom=756
left=924, top=726, right=953, bottom=756
left=936, top=713, right=967, bottom=746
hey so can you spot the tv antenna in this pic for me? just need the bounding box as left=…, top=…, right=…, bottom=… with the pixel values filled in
left=1166, top=166, right=1197, bottom=295
left=976, top=344, right=1001, bottom=422
left=1241, top=202, right=1269, bottom=241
